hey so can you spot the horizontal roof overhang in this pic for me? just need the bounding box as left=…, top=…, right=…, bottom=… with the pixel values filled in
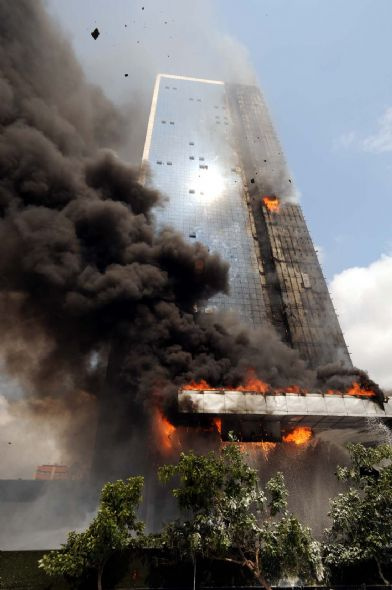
left=178, top=389, right=392, bottom=425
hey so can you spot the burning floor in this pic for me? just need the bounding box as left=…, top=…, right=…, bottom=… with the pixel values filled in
left=174, top=373, right=392, bottom=445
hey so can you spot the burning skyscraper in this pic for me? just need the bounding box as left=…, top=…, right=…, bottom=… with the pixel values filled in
left=141, top=74, right=391, bottom=443
left=142, top=74, right=350, bottom=368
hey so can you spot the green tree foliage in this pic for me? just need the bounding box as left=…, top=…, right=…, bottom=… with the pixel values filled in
left=324, top=443, right=392, bottom=584
left=159, top=444, right=323, bottom=590
left=38, top=476, right=144, bottom=590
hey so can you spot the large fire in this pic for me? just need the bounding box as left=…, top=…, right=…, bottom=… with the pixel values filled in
left=327, top=382, right=376, bottom=398
left=347, top=382, right=376, bottom=398
left=262, top=195, right=280, bottom=213
left=282, top=426, right=312, bottom=445
left=236, top=368, right=269, bottom=393
left=183, top=375, right=376, bottom=399
left=213, top=417, right=222, bottom=434
left=182, top=379, right=212, bottom=391
left=154, top=409, right=177, bottom=453
left=182, top=368, right=269, bottom=393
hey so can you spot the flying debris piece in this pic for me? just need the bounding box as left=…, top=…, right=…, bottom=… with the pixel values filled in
left=124, top=74, right=129, bottom=77
left=288, top=179, right=292, bottom=183
left=250, top=178, right=255, bottom=183
left=91, top=28, right=100, bottom=40
left=142, top=6, right=144, bottom=9
left=7, top=442, right=12, bottom=445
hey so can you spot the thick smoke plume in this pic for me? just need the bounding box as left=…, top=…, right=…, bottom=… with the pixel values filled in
left=0, top=0, right=313, bottom=471
left=0, top=0, right=384, bottom=483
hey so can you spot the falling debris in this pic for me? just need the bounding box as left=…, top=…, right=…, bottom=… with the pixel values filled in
left=91, top=27, right=100, bottom=40
left=124, top=74, right=128, bottom=77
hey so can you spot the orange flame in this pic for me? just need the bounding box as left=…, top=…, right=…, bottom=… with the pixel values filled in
left=282, top=426, right=312, bottom=445
left=183, top=369, right=269, bottom=394
left=213, top=417, right=222, bottom=434
left=347, top=382, right=376, bottom=398
left=182, top=379, right=212, bottom=390
left=262, top=195, right=280, bottom=213
left=154, top=409, right=176, bottom=452
left=236, top=368, right=269, bottom=393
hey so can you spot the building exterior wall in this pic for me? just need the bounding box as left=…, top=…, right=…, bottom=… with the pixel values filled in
left=226, top=83, right=351, bottom=367
left=143, top=74, right=266, bottom=328
left=143, top=74, right=351, bottom=369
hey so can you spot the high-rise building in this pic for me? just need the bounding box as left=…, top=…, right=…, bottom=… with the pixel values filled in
left=142, top=74, right=350, bottom=369
left=142, top=74, right=391, bottom=442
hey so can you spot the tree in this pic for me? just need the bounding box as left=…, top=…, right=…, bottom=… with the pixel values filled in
left=159, top=443, right=323, bottom=590
left=324, top=443, right=392, bottom=585
left=39, top=476, right=144, bottom=590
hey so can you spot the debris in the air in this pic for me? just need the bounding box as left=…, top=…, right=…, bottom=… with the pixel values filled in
left=289, top=179, right=292, bottom=183
left=250, top=178, right=255, bottom=184
left=91, top=27, right=100, bottom=40
left=142, top=6, right=144, bottom=9
left=124, top=74, right=129, bottom=77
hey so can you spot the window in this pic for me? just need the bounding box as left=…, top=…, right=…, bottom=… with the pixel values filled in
left=197, top=98, right=201, bottom=102
left=189, top=189, right=195, bottom=194
left=161, top=120, right=166, bottom=124
left=199, top=164, right=208, bottom=170
left=189, top=142, right=194, bottom=146
left=172, top=87, right=177, bottom=90
left=199, top=157, right=205, bottom=161
left=189, top=97, right=194, bottom=101
left=189, top=156, right=195, bottom=160
left=167, top=161, right=172, bottom=166
left=170, top=121, right=174, bottom=125
left=189, top=232, right=196, bottom=238
left=156, top=160, right=162, bottom=165
left=165, top=86, right=170, bottom=89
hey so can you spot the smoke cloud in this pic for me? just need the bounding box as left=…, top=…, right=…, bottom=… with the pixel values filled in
left=0, top=0, right=384, bottom=487
left=0, top=0, right=312, bottom=476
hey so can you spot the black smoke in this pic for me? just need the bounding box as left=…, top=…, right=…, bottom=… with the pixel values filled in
left=0, top=1, right=384, bottom=482
left=0, top=0, right=314, bottom=470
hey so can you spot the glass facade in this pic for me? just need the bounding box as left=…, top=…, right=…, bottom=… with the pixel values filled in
left=143, top=75, right=351, bottom=368
left=143, top=75, right=266, bottom=328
